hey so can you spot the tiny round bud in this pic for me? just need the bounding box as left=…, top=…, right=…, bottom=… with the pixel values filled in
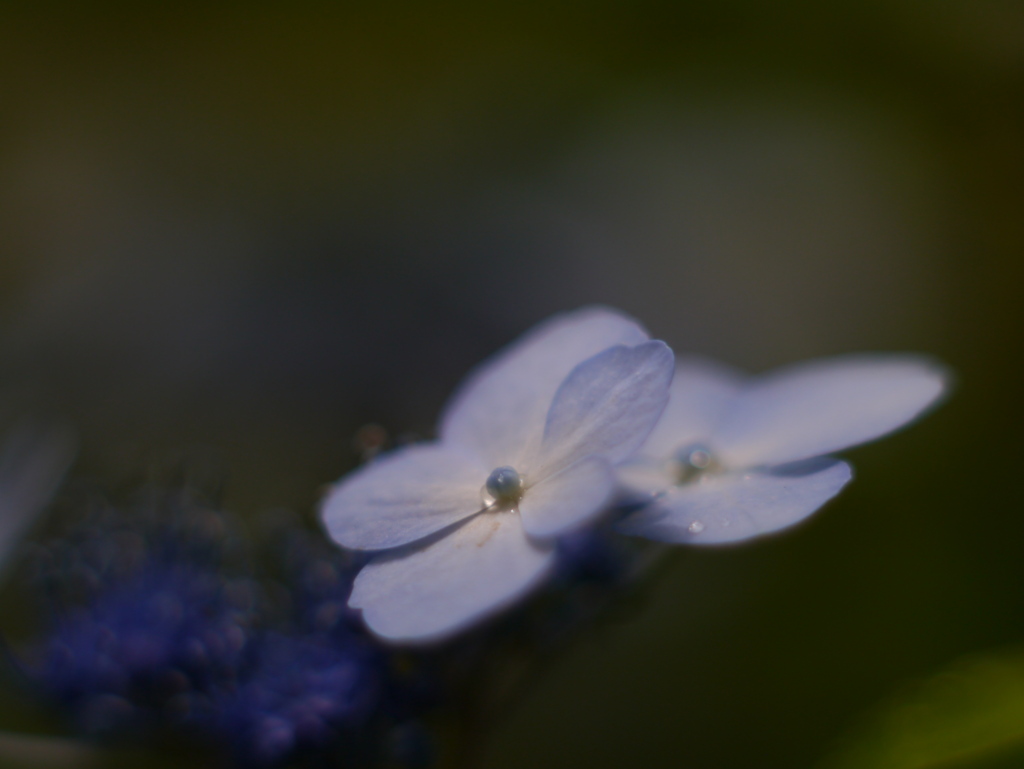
left=485, top=466, right=524, bottom=503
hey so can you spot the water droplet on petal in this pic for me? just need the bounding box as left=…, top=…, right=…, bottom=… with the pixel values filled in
left=688, top=521, right=705, bottom=534
left=673, top=443, right=720, bottom=484
left=483, top=466, right=524, bottom=508
left=688, top=448, right=713, bottom=469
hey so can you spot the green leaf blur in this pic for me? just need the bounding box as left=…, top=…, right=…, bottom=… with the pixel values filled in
left=822, top=650, right=1024, bottom=769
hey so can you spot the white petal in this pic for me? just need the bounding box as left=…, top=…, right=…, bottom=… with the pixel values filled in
left=638, top=357, right=743, bottom=460
left=615, top=458, right=852, bottom=545
left=321, top=444, right=487, bottom=551
left=533, top=341, right=674, bottom=478
left=439, top=306, right=649, bottom=469
left=713, top=355, right=948, bottom=468
left=349, top=512, right=554, bottom=643
left=519, top=457, right=615, bottom=539
left=616, top=459, right=676, bottom=497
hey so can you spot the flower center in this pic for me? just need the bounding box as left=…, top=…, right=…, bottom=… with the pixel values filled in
left=482, top=466, right=525, bottom=508
left=672, top=443, right=720, bottom=484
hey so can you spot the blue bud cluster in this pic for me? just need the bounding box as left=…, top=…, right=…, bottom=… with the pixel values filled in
left=25, top=493, right=436, bottom=768
left=40, top=562, right=254, bottom=735
left=207, top=632, right=380, bottom=766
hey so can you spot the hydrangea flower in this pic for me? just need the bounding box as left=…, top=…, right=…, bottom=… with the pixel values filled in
left=615, top=355, right=948, bottom=544
left=321, top=307, right=674, bottom=643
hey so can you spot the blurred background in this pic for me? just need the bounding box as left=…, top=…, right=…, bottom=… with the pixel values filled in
left=0, top=3, right=1021, bottom=768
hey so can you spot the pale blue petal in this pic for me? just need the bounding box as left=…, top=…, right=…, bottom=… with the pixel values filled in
left=349, top=512, right=554, bottom=643
left=615, top=458, right=852, bottom=545
left=321, top=444, right=487, bottom=551
left=637, top=357, right=743, bottom=461
left=439, top=306, right=649, bottom=469
left=532, top=341, right=674, bottom=479
left=519, top=457, right=615, bottom=539
left=714, top=355, right=948, bottom=468
left=615, top=459, right=675, bottom=497
left=0, top=424, right=76, bottom=574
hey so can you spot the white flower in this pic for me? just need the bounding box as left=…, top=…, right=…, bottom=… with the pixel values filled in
left=615, top=354, right=948, bottom=545
left=321, top=307, right=674, bottom=642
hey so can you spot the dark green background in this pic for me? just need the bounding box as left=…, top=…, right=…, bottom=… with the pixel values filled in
left=0, top=4, right=1021, bottom=768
